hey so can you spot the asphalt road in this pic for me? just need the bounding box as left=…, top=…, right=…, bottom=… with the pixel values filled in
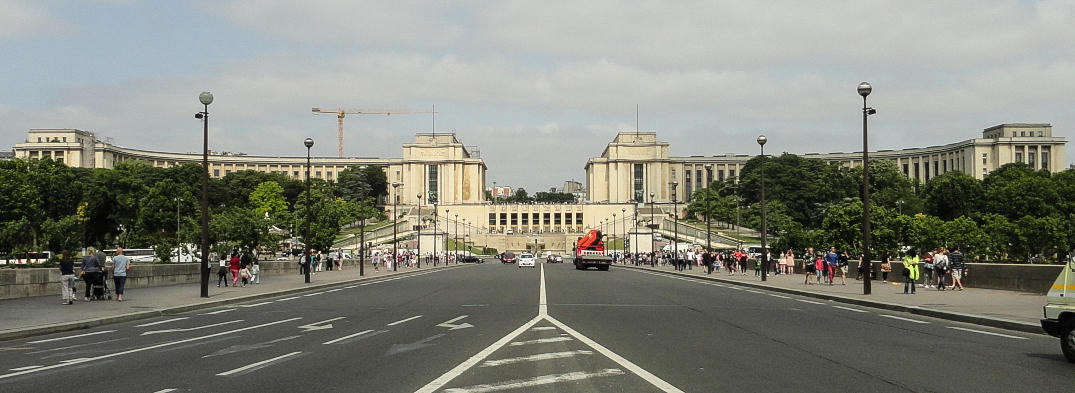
left=0, top=260, right=1070, bottom=392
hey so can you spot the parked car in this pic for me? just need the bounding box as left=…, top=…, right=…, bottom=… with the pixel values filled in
left=518, top=253, right=536, bottom=268
left=461, top=255, right=482, bottom=263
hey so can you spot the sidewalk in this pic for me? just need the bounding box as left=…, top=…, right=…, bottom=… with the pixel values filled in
left=621, top=263, right=1045, bottom=333
left=0, top=263, right=463, bottom=341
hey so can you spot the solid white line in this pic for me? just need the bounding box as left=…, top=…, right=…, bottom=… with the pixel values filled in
left=9, top=366, right=42, bottom=371
left=508, top=337, right=573, bottom=346
left=947, top=326, right=1028, bottom=340
left=880, top=315, right=929, bottom=324
left=415, top=316, right=543, bottom=393
left=216, top=351, right=302, bottom=376
left=0, top=318, right=302, bottom=380
left=480, top=350, right=593, bottom=367
left=141, top=320, right=243, bottom=336
left=795, top=299, right=825, bottom=305
left=323, top=329, right=374, bottom=345
left=202, top=308, right=236, bottom=315
left=539, top=263, right=547, bottom=315
left=326, top=288, right=342, bottom=292
left=301, top=292, right=324, bottom=297
left=344, top=285, right=357, bottom=289
left=547, top=316, right=684, bottom=393
left=27, top=330, right=115, bottom=344
left=767, top=294, right=790, bottom=299
left=745, top=290, right=763, bottom=294
left=832, top=306, right=868, bottom=313
left=135, top=318, right=189, bottom=327
left=276, top=297, right=301, bottom=302
left=443, top=369, right=626, bottom=392
left=387, top=315, right=423, bottom=326
left=530, top=327, right=557, bottom=331
left=238, top=302, right=272, bottom=308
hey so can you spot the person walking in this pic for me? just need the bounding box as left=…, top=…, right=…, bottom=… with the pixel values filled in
left=825, top=247, right=839, bottom=285
left=59, top=251, right=76, bottom=305
left=80, top=248, right=102, bottom=301
left=783, top=250, right=794, bottom=275
left=903, top=250, right=920, bottom=294
left=838, top=250, right=849, bottom=285
left=934, top=248, right=949, bottom=290
left=111, top=248, right=131, bottom=301
left=217, top=256, right=229, bottom=287
left=250, top=260, right=261, bottom=284
left=921, top=249, right=935, bottom=288
left=238, top=264, right=251, bottom=287
left=814, top=253, right=825, bottom=284
left=803, top=252, right=815, bottom=285
left=880, top=251, right=892, bottom=283
left=948, top=247, right=966, bottom=290
left=229, top=251, right=241, bottom=287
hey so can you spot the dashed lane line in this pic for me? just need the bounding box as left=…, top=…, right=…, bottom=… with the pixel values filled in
left=832, top=306, right=869, bottom=313
left=141, top=320, right=243, bottom=336
left=386, top=315, right=423, bottom=326
left=276, top=296, right=301, bottom=302
left=322, top=329, right=374, bottom=345
left=202, top=308, right=236, bottom=315
left=880, top=315, right=929, bottom=324
left=238, top=302, right=272, bottom=308
left=442, top=369, right=627, bottom=393
left=947, top=326, right=1028, bottom=340
left=135, top=318, right=189, bottom=327
left=216, top=351, right=302, bottom=376
left=795, top=299, right=825, bottom=305
left=26, top=330, right=115, bottom=344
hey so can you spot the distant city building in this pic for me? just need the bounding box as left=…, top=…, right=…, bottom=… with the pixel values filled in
left=562, top=180, right=583, bottom=194
left=585, top=124, right=1067, bottom=204
left=490, top=186, right=512, bottom=198
left=0, top=150, right=14, bottom=161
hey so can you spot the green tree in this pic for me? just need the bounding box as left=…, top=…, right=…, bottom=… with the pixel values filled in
left=249, top=181, right=288, bottom=220
left=939, top=215, right=989, bottom=256
left=922, top=172, right=984, bottom=220
left=983, top=163, right=1059, bottom=220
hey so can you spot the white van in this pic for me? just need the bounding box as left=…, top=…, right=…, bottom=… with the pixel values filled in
left=1041, top=254, right=1075, bottom=362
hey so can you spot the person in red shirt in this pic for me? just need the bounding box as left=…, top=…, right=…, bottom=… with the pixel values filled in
left=229, top=251, right=241, bottom=287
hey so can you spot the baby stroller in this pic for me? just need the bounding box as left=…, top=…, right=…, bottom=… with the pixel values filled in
left=87, top=270, right=112, bottom=301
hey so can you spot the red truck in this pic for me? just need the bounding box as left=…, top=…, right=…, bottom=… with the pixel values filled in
left=573, top=229, right=613, bottom=271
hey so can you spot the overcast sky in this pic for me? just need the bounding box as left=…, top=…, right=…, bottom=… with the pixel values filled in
left=3, top=0, right=1074, bottom=192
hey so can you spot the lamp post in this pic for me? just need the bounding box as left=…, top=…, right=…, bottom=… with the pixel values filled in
left=445, top=209, right=450, bottom=264
left=416, top=194, right=422, bottom=268
left=757, top=135, right=768, bottom=282
left=196, top=91, right=212, bottom=298
left=858, top=81, right=877, bottom=295
left=704, top=164, right=713, bottom=251
left=621, top=207, right=627, bottom=261
left=454, top=214, right=459, bottom=263
left=611, top=213, right=617, bottom=254
left=391, top=181, right=401, bottom=271
left=175, top=197, right=181, bottom=263
left=670, top=181, right=679, bottom=266
left=649, top=191, right=656, bottom=263
left=303, top=137, right=314, bottom=284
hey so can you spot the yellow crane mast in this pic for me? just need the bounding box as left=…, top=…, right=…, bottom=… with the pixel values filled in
left=311, top=107, right=436, bottom=157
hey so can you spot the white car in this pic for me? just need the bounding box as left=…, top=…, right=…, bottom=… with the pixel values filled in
left=517, top=253, right=536, bottom=268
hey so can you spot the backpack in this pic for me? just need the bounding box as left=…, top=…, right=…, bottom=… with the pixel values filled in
left=935, top=257, right=948, bottom=270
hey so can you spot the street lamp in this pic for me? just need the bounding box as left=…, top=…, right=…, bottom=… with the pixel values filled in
left=430, top=191, right=438, bottom=265
left=611, top=213, right=617, bottom=257
left=303, top=137, right=314, bottom=283
left=174, top=197, right=181, bottom=263
left=621, top=207, right=627, bottom=260
left=704, top=164, right=713, bottom=251
left=859, top=81, right=877, bottom=295
left=416, top=194, right=423, bottom=268
left=670, top=181, right=679, bottom=268
left=445, top=208, right=450, bottom=264
left=391, top=181, right=402, bottom=271
left=454, top=213, right=459, bottom=263
left=195, top=91, right=212, bottom=298
left=757, top=135, right=768, bottom=282
left=649, top=191, right=655, bottom=264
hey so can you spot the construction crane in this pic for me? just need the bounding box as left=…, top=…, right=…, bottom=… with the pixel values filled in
left=311, top=107, right=436, bottom=157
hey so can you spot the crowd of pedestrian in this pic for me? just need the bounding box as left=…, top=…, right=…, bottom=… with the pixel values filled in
left=57, top=247, right=133, bottom=304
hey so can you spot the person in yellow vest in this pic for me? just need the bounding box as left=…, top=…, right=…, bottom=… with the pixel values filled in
left=902, top=250, right=920, bottom=294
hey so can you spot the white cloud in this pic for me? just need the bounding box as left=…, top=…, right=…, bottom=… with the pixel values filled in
left=0, top=1, right=60, bottom=39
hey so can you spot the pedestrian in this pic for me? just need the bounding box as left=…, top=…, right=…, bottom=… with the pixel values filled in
left=738, top=251, right=749, bottom=276
left=783, top=250, right=794, bottom=275
left=754, top=252, right=762, bottom=277
left=825, top=247, right=839, bottom=285
left=921, top=249, right=935, bottom=288
left=111, top=247, right=131, bottom=301
left=880, top=251, right=892, bottom=283
left=372, top=252, right=380, bottom=271
left=838, top=250, right=849, bottom=285
left=250, top=260, right=261, bottom=284
left=948, top=247, right=965, bottom=290
left=902, top=249, right=920, bottom=294
left=59, top=251, right=76, bottom=305
left=814, top=253, right=825, bottom=284
left=934, top=247, right=949, bottom=290
left=238, top=265, right=251, bottom=287
left=217, top=256, right=229, bottom=287
left=229, top=251, right=241, bottom=287
left=703, top=250, right=714, bottom=275
left=80, top=247, right=103, bottom=301
left=804, top=252, right=815, bottom=285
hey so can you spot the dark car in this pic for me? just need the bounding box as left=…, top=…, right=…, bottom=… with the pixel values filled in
left=547, top=254, right=563, bottom=263
left=501, top=252, right=516, bottom=264
left=461, top=255, right=482, bottom=263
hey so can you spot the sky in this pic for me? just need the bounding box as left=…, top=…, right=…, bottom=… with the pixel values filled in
left=3, top=0, right=1074, bottom=192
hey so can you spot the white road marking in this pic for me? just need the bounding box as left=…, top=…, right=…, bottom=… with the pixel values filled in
left=461, top=304, right=488, bottom=307
left=539, top=263, right=547, bottom=315
left=276, top=296, right=301, bottom=302
left=745, top=289, right=763, bottom=294
left=437, top=315, right=474, bottom=330
left=880, top=315, right=929, bottom=324
left=795, top=299, right=825, bottom=305
left=947, top=326, right=1028, bottom=340
left=202, top=308, right=236, bottom=315
left=153, top=389, right=178, bottom=393
left=767, top=294, right=790, bottom=299
left=546, top=316, right=684, bottom=393
left=26, top=330, right=115, bottom=344
left=344, top=285, right=357, bottom=289
left=530, top=327, right=557, bottom=331
left=443, top=369, right=626, bottom=393
left=832, top=306, right=868, bottom=313
left=508, top=337, right=573, bottom=346
left=386, top=315, right=423, bottom=326
left=415, top=315, right=543, bottom=392
left=298, top=317, right=346, bottom=331
left=301, top=292, right=324, bottom=297
left=216, top=351, right=302, bottom=376
left=142, top=320, right=244, bottom=336
left=323, top=329, right=374, bottom=345
left=135, top=318, right=189, bottom=327
left=238, top=302, right=272, bottom=308
left=326, top=288, right=342, bottom=292
left=480, top=350, right=594, bottom=367
left=0, top=318, right=302, bottom=380
left=9, top=366, right=42, bottom=371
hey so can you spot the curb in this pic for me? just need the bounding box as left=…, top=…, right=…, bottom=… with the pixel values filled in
left=0, top=265, right=468, bottom=342
left=620, top=265, right=1042, bottom=334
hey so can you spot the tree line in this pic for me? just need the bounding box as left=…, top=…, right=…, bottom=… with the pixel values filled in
left=0, top=158, right=387, bottom=263
left=687, top=154, right=1075, bottom=263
